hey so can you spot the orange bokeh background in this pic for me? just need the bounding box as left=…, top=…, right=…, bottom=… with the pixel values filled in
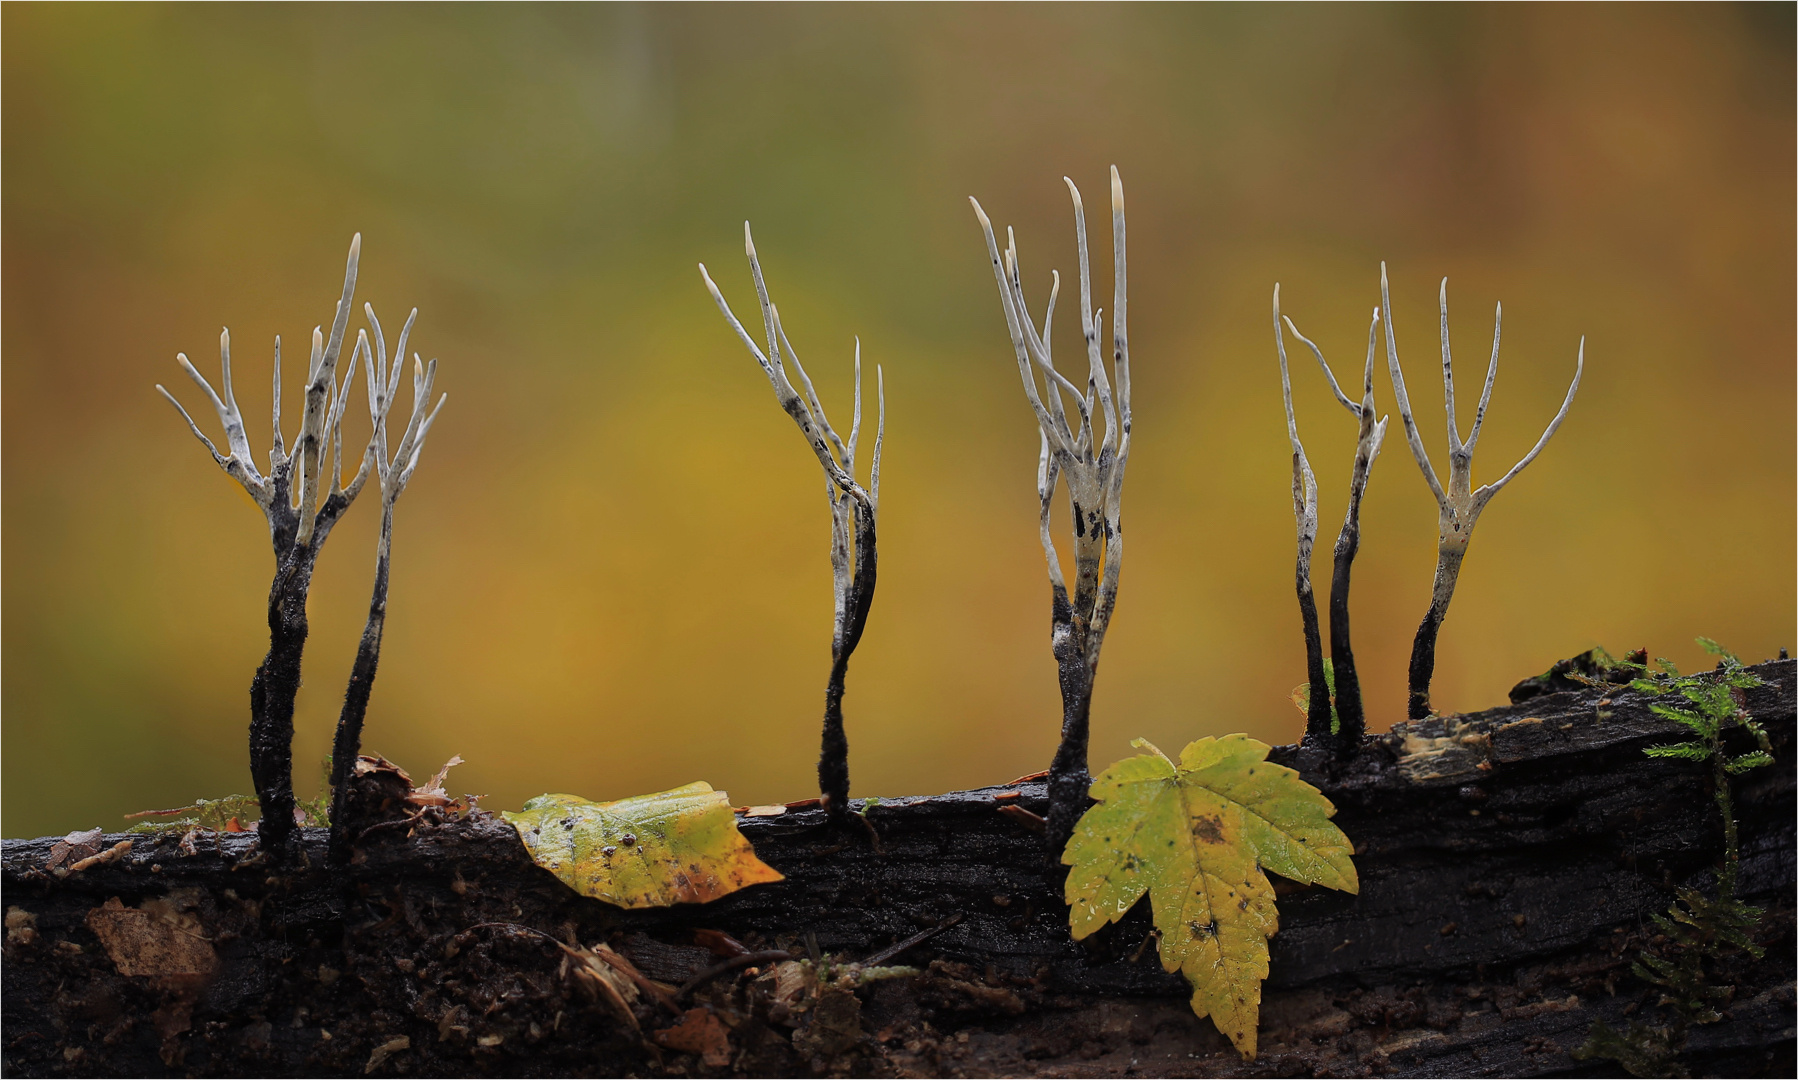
left=5, top=4, right=1792, bottom=837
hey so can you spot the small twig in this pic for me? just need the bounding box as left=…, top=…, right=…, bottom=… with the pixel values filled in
left=675, top=950, right=795, bottom=1001
left=1128, top=928, right=1161, bottom=964
left=854, top=809, right=885, bottom=855
left=863, top=913, right=964, bottom=967
left=354, top=809, right=429, bottom=843
left=997, top=805, right=1047, bottom=834
left=460, top=923, right=677, bottom=1013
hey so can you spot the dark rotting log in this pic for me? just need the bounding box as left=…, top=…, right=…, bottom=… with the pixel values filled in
left=4, top=660, right=1792, bottom=1077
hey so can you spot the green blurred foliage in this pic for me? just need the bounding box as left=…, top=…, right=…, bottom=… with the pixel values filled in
left=4, top=4, right=1792, bottom=838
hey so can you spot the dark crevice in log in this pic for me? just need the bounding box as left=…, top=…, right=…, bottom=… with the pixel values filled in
left=5, top=661, right=1792, bottom=1077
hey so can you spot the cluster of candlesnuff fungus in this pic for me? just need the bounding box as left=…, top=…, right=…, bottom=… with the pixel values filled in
left=701, top=225, right=885, bottom=827
left=1275, top=266, right=1584, bottom=744
left=160, top=180, right=1579, bottom=863
left=157, top=235, right=445, bottom=863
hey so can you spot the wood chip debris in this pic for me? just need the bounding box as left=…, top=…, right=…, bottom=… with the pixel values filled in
left=364, top=1036, right=410, bottom=1074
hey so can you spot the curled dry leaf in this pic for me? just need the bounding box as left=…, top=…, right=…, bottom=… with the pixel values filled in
left=502, top=783, right=783, bottom=909
left=408, top=755, right=467, bottom=810
left=1062, top=735, right=1358, bottom=1059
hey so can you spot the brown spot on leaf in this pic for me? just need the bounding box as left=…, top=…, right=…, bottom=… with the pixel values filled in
left=1191, top=815, right=1225, bottom=843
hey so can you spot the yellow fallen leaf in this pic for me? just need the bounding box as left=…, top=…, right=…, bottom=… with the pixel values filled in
left=502, top=783, right=783, bottom=908
left=1063, top=735, right=1357, bottom=1059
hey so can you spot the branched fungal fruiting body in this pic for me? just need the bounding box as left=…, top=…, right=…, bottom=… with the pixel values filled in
left=700, top=226, right=885, bottom=825
left=971, top=168, right=1130, bottom=852
left=1275, top=289, right=1389, bottom=749
left=327, top=306, right=446, bottom=865
left=1383, top=266, right=1583, bottom=719
left=157, top=236, right=377, bottom=861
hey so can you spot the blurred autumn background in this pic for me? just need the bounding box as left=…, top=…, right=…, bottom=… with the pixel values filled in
left=4, top=4, right=1793, bottom=838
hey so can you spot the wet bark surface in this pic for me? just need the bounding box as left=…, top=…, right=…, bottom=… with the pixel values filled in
left=4, top=661, right=1793, bottom=1078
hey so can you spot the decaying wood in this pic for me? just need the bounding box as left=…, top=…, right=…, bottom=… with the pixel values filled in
left=4, top=660, right=1792, bottom=1078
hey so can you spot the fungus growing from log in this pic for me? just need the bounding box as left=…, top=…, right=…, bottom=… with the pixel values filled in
left=156, top=235, right=376, bottom=860
left=700, top=226, right=885, bottom=825
left=327, top=306, right=446, bottom=865
left=1272, top=285, right=1388, bottom=748
left=970, top=167, right=1131, bottom=850
left=1382, top=266, right=1583, bottom=719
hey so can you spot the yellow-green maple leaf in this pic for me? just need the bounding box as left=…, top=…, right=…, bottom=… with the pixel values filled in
left=1063, top=735, right=1358, bottom=1058
left=502, top=783, right=783, bottom=908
